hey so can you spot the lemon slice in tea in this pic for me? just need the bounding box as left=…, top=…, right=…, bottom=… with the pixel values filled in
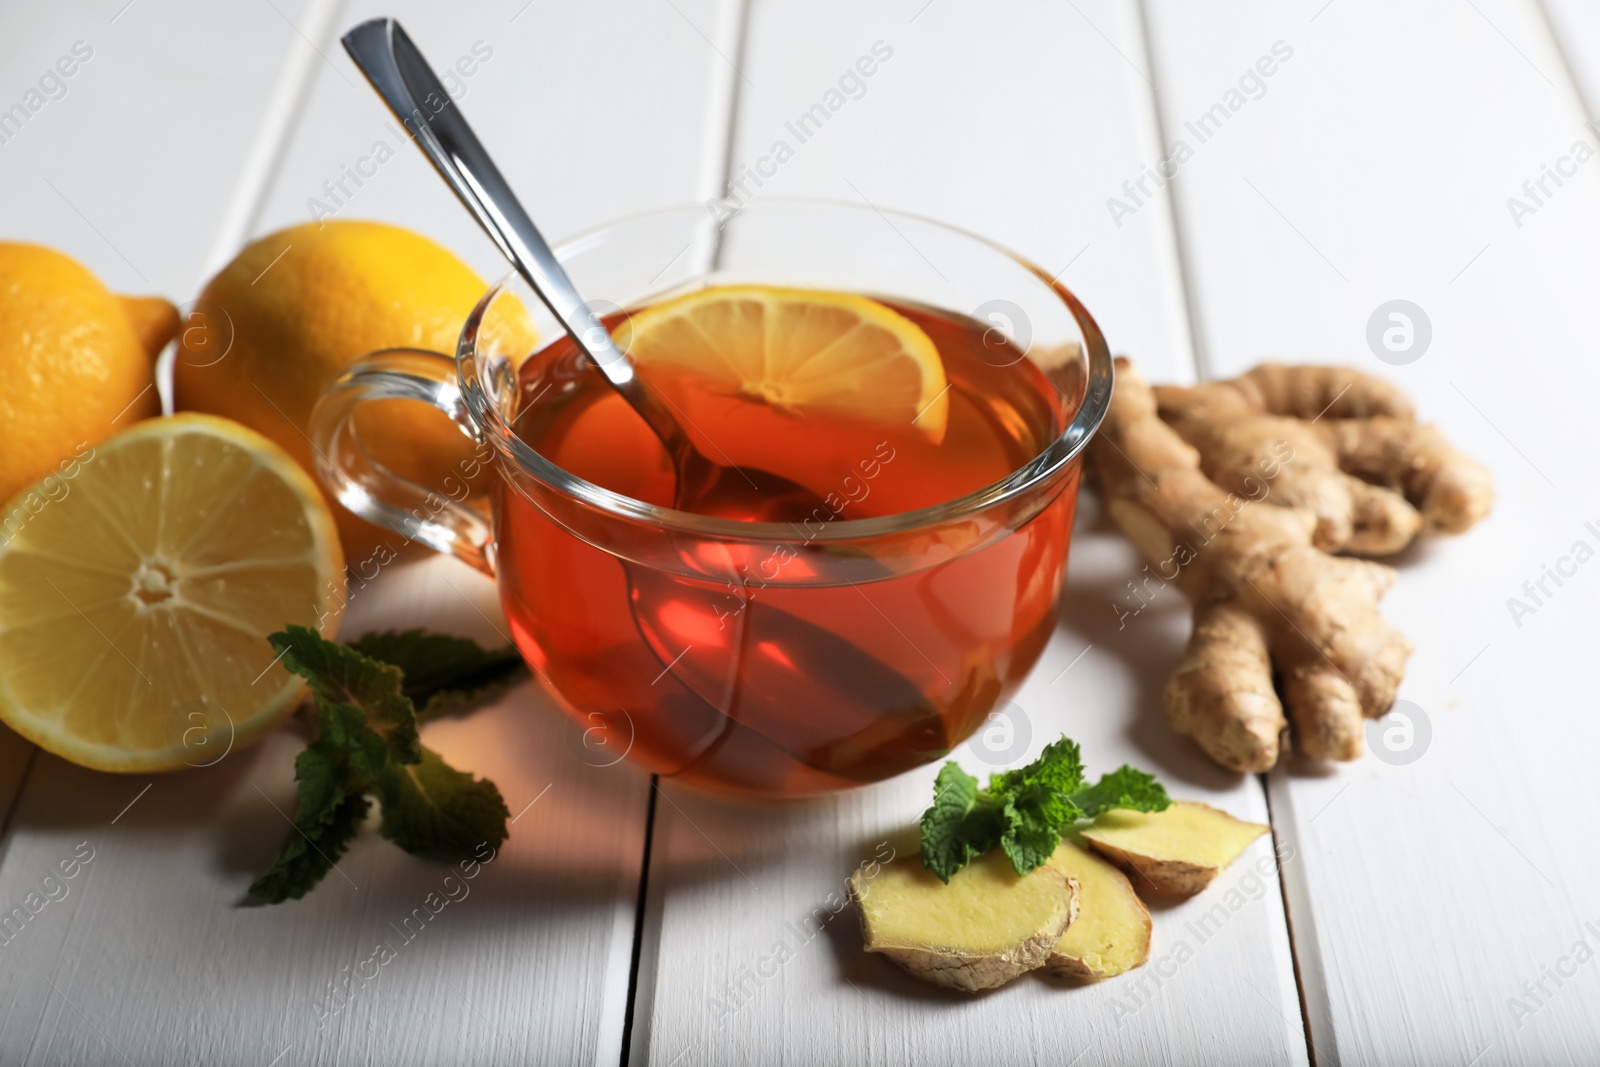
left=625, top=285, right=950, bottom=441
left=0, top=414, right=345, bottom=772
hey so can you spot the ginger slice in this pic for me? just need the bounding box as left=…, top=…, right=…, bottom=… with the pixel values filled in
left=1044, top=840, right=1151, bottom=980
left=1080, top=801, right=1268, bottom=897
left=851, top=852, right=1078, bottom=992
left=1085, top=357, right=1413, bottom=769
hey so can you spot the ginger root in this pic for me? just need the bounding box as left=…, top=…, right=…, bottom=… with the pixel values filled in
left=1080, top=801, right=1268, bottom=897
left=1153, top=363, right=1493, bottom=554
left=1089, top=358, right=1416, bottom=770
left=851, top=852, right=1078, bottom=992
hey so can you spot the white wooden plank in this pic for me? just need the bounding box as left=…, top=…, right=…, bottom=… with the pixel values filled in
left=1538, top=0, right=1600, bottom=120
left=0, top=0, right=318, bottom=297
left=0, top=0, right=735, bottom=1063
left=629, top=3, right=1308, bottom=1064
left=633, top=578, right=1309, bottom=1067
left=1142, top=1, right=1600, bottom=1063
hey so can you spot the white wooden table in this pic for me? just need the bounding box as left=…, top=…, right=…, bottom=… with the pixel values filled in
left=3, top=2, right=1598, bottom=1063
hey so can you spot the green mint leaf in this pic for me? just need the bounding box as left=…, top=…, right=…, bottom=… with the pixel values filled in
left=916, top=736, right=1170, bottom=881
left=271, top=625, right=420, bottom=765
left=990, top=737, right=1086, bottom=808
left=304, top=700, right=390, bottom=787
left=248, top=791, right=369, bottom=904
left=1070, top=765, right=1171, bottom=819
left=989, top=738, right=1087, bottom=874
left=285, top=737, right=346, bottom=828
left=348, top=629, right=527, bottom=721
left=998, top=795, right=1066, bottom=876
left=919, top=762, right=1003, bottom=883
left=375, top=746, right=509, bottom=862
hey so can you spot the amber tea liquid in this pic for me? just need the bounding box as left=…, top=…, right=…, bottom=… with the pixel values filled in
left=495, top=296, right=1078, bottom=795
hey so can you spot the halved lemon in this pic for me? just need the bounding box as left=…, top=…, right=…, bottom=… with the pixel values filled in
left=0, top=414, right=345, bottom=772
left=625, top=285, right=950, bottom=441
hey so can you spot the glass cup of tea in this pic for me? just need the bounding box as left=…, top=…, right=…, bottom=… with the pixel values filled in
left=312, top=200, right=1112, bottom=797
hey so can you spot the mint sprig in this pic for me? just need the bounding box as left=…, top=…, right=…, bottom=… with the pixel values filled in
left=249, top=625, right=513, bottom=903
left=919, top=736, right=1170, bottom=883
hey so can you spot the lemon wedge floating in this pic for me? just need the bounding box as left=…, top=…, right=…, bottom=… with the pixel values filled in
left=625, top=285, right=950, bottom=442
left=0, top=414, right=345, bottom=773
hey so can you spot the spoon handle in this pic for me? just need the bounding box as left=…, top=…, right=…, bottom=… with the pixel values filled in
left=341, top=19, right=690, bottom=453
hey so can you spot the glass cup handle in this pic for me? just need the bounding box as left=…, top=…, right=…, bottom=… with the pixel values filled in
left=310, top=347, right=494, bottom=576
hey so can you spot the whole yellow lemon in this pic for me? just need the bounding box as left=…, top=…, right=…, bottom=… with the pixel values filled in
left=173, top=221, right=503, bottom=565
left=0, top=243, right=167, bottom=512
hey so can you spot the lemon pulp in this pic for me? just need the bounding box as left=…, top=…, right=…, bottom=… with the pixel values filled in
left=0, top=414, right=345, bottom=772
left=625, top=285, right=949, bottom=442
